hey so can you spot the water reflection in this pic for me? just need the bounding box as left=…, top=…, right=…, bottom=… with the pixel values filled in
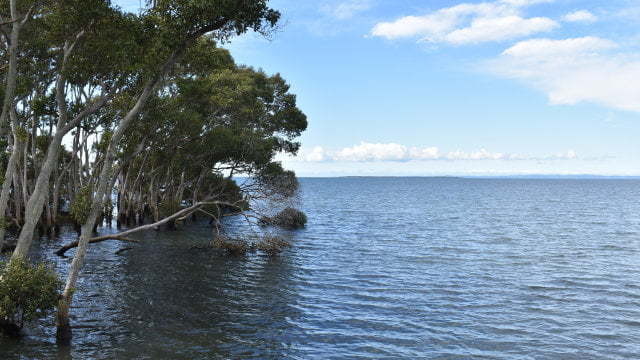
left=2, top=178, right=640, bottom=359
left=2, top=219, right=304, bottom=359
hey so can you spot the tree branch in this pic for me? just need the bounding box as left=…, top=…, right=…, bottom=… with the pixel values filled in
left=55, top=236, right=138, bottom=256
left=55, top=200, right=236, bottom=256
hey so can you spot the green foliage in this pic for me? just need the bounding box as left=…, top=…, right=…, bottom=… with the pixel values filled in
left=29, top=95, right=56, bottom=118
left=14, top=127, right=29, bottom=144
left=96, top=130, right=113, bottom=153
left=261, top=208, right=307, bottom=230
left=34, top=136, right=51, bottom=154
left=0, top=0, right=304, bottom=254
left=103, top=199, right=114, bottom=216
left=145, top=0, right=280, bottom=42
left=0, top=258, right=63, bottom=333
left=70, top=186, right=93, bottom=224
left=257, top=162, right=299, bottom=198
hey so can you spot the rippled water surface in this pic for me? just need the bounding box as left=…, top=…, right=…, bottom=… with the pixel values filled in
left=2, top=178, right=640, bottom=359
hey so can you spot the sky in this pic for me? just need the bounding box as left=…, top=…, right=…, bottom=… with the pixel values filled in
left=115, top=0, right=640, bottom=176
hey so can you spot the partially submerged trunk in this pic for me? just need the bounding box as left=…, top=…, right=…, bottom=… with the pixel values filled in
left=56, top=54, right=173, bottom=343
left=0, top=0, right=26, bottom=248
left=12, top=131, right=66, bottom=259
left=11, top=29, right=113, bottom=259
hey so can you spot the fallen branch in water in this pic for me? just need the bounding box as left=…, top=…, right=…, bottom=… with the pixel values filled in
left=55, top=236, right=138, bottom=256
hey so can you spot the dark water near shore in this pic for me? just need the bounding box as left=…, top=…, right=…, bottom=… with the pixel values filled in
left=2, top=177, right=640, bottom=359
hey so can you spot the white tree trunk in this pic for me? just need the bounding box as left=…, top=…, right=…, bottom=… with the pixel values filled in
left=11, top=131, right=66, bottom=259
left=0, top=0, right=21, bottom=135
left=56, top=62, right=166, bottom=344
left=0, top=132, right=21, bottom=248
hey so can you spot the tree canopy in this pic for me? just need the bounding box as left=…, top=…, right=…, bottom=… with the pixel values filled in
left=0, top=0, right=306, bottom=342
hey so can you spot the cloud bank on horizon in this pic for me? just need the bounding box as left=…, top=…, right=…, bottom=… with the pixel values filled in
left=289, top=142, right=578, bottom=163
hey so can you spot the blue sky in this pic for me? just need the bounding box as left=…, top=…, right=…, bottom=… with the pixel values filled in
left=115, top=0, right=640, bottom=176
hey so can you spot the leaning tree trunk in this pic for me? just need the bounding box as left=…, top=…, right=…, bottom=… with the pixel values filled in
left=0, top=0, right=25, bottom=247
left=0, top=132, right=21, bottom=249
left=21, top=134, right=29, bottom=208
left=11, top=30, right=114, bottom=259
left=12, top=169, right=22, bottom=225
left=0, top=0, right=22, bottom=136
left=11, top=131, right=66, bottom=259
left=56, top=59, right=168, bottom=344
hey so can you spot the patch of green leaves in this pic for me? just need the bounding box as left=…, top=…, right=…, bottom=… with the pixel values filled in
left=0, top=257, right=62, bottom=331
left=70, top=186, right=93, bottom=224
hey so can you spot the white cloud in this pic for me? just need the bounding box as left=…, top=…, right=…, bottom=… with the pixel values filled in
left=288, top=142, right=578, bottom=162
left=490, top=36, right=640, bottom=112
left=501, top=36, right=616, bottom=57
left=556, top=149, right=577, bottom=159
left=302, top=146, right=326, bottom=162
left=446, top=148, right=507, bottom=160
left=408, top=146, right=440, bottom=160
left=501, top=0, right=553, bottom=5
left=370, top=0, right=557, bottom=44
left=334, top=142, right=407, bottom=161
left=563, top=10, right=597, bottom=23
left=322, top=0, right=372, bottom=20
left=444, top=15, right=557, bottom=44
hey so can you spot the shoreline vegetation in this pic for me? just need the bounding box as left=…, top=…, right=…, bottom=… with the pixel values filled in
left=0, top=0, right=308, bottom=344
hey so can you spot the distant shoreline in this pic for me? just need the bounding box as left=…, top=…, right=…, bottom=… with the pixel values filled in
left=296, top=175, right=640, bottom=180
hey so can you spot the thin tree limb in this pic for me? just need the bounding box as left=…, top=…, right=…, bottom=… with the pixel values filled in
left=55, top=200, right=241, bottom=256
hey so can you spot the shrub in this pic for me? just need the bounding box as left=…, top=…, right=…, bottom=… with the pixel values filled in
left=212, top=236, right=250, bottom=256
left=0, top=258, right=63, bottom=336
left=257, top=235, right=291, bottom=256
left=70, top=186, right=93, bottom=224
left=261, top=208, right=307, bottom=229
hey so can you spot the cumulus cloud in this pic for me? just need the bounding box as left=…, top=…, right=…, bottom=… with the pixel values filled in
left=334, top=142, right=407, bottom=161
left=501, top=0, right=554, bottom=5
left=322, top=0, right=372, bottom=20
left=444, top=16, right=557, bottom=44
left=489, top=36, right=640, bottom=112
left=290, top=142, right=578, bottom=162
left=409, top=146, right=440, bottom=160
left=563, top=10, right=597, bottom=23
left=302, top=146, right=326, bottom=162
left=556, top=149, right=577, bottom=160
left=370, top=0, right=557, bottom=44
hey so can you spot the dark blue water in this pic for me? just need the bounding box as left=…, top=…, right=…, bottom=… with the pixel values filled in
left=2, top=178, right=640, bottom=359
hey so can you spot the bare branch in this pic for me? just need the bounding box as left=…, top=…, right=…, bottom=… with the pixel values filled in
left=55, top=236, right=139, bottom=257
left=55, top=199, right=240, bottom=256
